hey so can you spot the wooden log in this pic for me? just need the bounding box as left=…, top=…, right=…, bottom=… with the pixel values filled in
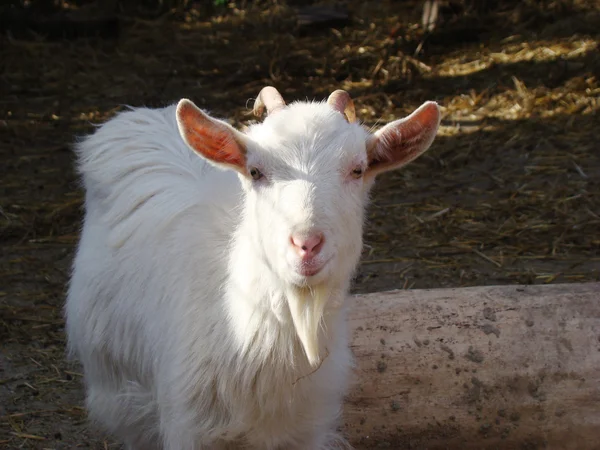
left=343, top=283, right=600, bottom=449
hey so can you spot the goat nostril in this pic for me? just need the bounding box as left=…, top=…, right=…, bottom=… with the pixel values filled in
left=291, top=233, right=324, bottom=256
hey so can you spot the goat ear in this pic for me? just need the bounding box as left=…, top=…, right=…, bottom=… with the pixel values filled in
left=366, top=101, right=440, bottom=178
left=176, top=99, right=247, bottom=173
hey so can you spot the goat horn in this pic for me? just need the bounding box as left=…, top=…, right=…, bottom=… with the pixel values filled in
left=253, top=86, right=286, bottom=118
left=327, top=90, right=356, bottom=123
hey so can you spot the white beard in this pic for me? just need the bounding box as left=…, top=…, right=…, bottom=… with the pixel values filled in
left=286, top=284, right=330, bottom=367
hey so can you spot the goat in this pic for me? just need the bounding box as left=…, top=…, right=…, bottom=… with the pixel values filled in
left=65, top=87, right=441, bottom=449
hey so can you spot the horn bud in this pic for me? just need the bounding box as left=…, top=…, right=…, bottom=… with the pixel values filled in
left=327, top=89, right=356, bottom=123
left=253, top=86, right=286, bottom=118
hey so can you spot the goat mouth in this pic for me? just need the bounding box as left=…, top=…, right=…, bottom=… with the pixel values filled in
left=298, top=266, right=323, bottom=277
left=296, top=258, right=331, bottom=278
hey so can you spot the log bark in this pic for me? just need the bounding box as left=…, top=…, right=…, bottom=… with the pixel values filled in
left=343, top=283, right=600, bottom=449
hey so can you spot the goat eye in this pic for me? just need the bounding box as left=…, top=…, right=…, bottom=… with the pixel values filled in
left=351, top=167, right=364, bottom=178
left=249, top=167, right=264, bottom=181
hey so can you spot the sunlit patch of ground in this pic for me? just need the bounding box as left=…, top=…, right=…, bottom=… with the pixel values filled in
left=1, top=0, right=598, bottom=448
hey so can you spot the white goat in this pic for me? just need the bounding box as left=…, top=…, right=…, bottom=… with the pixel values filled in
left=65, top=87, right=440, bottom=450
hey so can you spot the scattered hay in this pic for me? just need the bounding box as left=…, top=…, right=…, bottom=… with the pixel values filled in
left=0, top=0, right=598, bottom=447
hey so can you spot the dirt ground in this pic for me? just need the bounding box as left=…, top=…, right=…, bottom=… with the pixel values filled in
left=1, top=0, right=599, bottom=448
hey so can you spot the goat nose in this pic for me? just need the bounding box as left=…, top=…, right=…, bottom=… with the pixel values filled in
left=290, top=233, right=324, bottom=257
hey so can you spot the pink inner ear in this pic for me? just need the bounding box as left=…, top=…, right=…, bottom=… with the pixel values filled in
left=178, top=101, right=245, bottom=168
left=369, top=102, right=440, bottom=173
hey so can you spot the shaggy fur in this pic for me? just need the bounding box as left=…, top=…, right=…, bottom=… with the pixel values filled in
left=65, top=94, right=440, bottom=450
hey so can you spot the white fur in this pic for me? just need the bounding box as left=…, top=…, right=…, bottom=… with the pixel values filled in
left=65, top=98, right=437, bottom=450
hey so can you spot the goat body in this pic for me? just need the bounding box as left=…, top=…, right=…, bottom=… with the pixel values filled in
left=65, top=88, right=440, bottom=449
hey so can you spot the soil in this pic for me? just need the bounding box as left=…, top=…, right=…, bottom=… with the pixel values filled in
left=1, top=0, right=599, bottom=448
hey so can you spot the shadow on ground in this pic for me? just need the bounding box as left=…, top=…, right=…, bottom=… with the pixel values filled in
left=0, top=0, right=598, bottom=448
